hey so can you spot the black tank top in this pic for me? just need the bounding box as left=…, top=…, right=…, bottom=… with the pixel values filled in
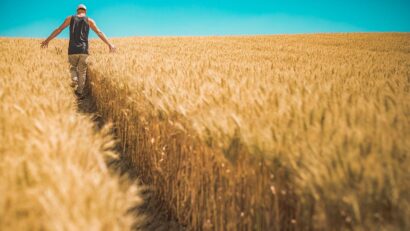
left=68, top=15, right=90, bottom=55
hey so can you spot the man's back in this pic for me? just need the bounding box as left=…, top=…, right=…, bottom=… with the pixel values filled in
left=40, top=4, right=115, bottom=98
left=69, top=15, right=90, bottom=55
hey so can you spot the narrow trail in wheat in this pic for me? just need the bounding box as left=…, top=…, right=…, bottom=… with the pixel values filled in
left=75, top=81, right=183, bottom=231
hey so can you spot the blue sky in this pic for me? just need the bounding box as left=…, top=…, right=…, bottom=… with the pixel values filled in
left=0, top=0, right=409, bottom=37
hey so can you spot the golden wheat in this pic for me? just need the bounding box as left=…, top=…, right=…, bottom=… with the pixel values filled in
left=86, top=33, right=410, bottom=230
left=0, top=38, right=142, bottom=231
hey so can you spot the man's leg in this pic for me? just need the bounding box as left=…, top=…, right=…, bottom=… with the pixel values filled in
left=76, top=54, right=88, bottom=95
left=68, top=55, right=80, bottom=89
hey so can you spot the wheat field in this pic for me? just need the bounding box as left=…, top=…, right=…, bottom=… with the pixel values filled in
left=0, top=38, right=143, bottom=230
left=1, top=33, right=409, bottom=230
left=87, top=33, right=409, bottom=230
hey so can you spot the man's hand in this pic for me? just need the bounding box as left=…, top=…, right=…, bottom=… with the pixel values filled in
left=40, top=40, right=49, bottom=49
left=109, top=44, right=116, bottom=53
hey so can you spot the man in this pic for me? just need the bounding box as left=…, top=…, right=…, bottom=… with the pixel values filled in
left=41, top=4, right=115, bottom=99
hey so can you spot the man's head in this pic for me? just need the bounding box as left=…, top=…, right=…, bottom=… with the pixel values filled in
left=77, top=4, right=87, bottom=14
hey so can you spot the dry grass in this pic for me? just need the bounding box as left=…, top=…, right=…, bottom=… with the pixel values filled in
left=0, top=38, right=142, bottom=231
left=86, top=33, right=410, bottom=230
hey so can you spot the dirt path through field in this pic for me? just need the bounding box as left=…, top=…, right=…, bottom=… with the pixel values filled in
left=75, top=84, right=183, bottom=231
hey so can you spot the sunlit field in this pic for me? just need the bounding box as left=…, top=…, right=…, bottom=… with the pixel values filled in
left=0, top=39, right=142, bottom=231
left=1, top=33, right=409, bottom=230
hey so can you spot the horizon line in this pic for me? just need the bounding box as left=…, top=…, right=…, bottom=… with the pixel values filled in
left=1, top=31, right=409, bottom=39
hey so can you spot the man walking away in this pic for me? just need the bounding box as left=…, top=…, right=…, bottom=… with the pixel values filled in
left=41, top=4, right=115, bottom=99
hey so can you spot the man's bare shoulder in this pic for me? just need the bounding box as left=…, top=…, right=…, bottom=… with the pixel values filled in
left=59, top=16, right=72, bottom=29
left=87, top=18, right=98, bottom=29
left=88, top=17, right=95, bottom=24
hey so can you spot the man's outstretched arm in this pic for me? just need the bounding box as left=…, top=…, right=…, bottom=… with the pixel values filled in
left=41, top=16, right=71, bottom=48
left=88, top=18, right=116, bottom=52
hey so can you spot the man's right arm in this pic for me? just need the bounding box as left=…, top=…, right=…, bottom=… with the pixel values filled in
left=88, top=18, right=115, bottom=52
left=41, top=16, right=71, bottom=48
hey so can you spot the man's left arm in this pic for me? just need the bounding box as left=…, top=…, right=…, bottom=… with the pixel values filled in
left=41, top=16, right=71, bottom=48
